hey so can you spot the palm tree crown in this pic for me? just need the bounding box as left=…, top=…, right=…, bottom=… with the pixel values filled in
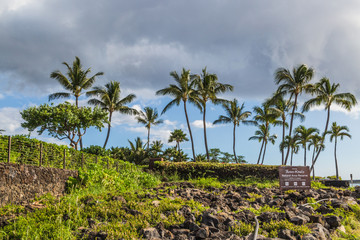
left=49, top=56, right=104, bottom=107
left=87, top=81, right=137, bottom=148
left=168, top=129, right=189, bottom=151
left=136, top=107, right=163, bottom=149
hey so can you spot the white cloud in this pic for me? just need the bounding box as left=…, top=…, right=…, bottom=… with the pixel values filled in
left=309, top=104, right=360, bottom=119
left=191, top=120, right=216, bottom=129
left=0, top=107, right=27, bottom=135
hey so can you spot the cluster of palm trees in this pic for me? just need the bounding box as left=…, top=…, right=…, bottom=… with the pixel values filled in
left=48, top=57, right=357, bottom=178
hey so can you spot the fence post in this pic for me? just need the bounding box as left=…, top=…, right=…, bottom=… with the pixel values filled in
left=63, top=149, right=66, bottom=169
left=116, top=161, right=119, bottom=172
left=95, top=156, right=98, bottom=164
left=81, top=153, right=84, bottom=168
left=8, top=136, right=11, bottom=163
left=107, top=158, right=109, bottom=169
left=39, top=143, right=43, bottom=167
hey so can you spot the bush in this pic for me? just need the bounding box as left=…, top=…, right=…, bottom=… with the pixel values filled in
left=153, top=161, right=279, bottom=180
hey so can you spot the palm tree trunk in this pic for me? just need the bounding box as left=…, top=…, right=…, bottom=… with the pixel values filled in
left=76, top=96, right=84, bottom=150
left=147, top=127, right=150, bottom=150
left=177, top=142, right=180, bottom=152
left=257, top=140, right=265, bottom=164
left=311, top=107, right=331, bottom=171
left=233, top=123, right=237, bottom=163
left=281, top=118, right=286, bottom=165
left=303, top=145, right=307, bottom=166
left=203, top=104, right=210, bottom=160
left=183, top=101, right=196, bottom=161
left=284, top=94, right=298, bottom=165
left=290, top=148, right=294, bottom=166
left=103, top=111, right=112, bottom=149
left=312, top=146, right=316, bottom=180
left=261, top=140, right=268, bottom=165
left=334, top=137, right=339, bottom=180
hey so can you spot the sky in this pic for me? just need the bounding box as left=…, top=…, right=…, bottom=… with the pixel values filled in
left=1, top=0, right=360, bottom=179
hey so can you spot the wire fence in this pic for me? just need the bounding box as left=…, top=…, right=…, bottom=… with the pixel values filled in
left=0, top=135, right=122, bottom=171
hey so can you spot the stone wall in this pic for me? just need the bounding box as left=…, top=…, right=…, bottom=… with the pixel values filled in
left=0, top=162, right=78, bottom=207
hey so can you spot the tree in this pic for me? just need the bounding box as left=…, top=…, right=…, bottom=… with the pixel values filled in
left=21, top=102, right=108, bottom=150
left=302, top=77, right=357, bottom=171
left=0, top=129, right=5, bottom=135
left=87, top=81, right=137, bottom=148
left=213, top=99, right=254, bottom=163
left=280, top=135, right=300, bottom=166
left=267, top=94, right=304, bottom=165
left=168, top=129, right=189, bottom=152
left=194, top=67, right=233, bottom=160
left=156, top=68, right=199, bottom=161
left=136, top=107, right=163, bottom=149
left=149, top=140, right=164, bottom=158
left=128, top=137, right=148, bottom=164
left=294, top=125, right=319, bottom=166
left=253, top=103, right=281, bottom=164
left=308, top=133, right=324, bottom=179
left=275, top=64, right=314, bottom=165
left=326, top=122, right=351, bottom=180
left=49, top=56, right=104, bottom=149
left=249, top=124, right=277, bottom=165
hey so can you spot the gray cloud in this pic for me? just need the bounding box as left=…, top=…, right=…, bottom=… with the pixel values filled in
left=1, top=0, right=360, bottom=99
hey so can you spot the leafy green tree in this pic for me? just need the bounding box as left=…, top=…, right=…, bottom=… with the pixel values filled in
left=302, top=77, right=357, bottom=170
left=87, top=81, right=137, bottom=148
left=21, top=102, right=108, bottom=150
left=213, top=99, right=254, bottom=163
left=267, top=94, right=304, bottom=164
left=194, top=67, right=233, bottom=160
left=156, top=68, right=199, bottom=161
left=249, top=124, right=277, bottom=165
left=326, top=122, right=351, bottom=180
left=294, top=125, right=319, bottom=166
left=49, top=56, right=104, bottom=149
left=136, top=107, right=163, bottom=149
left=275, top=64, right=314, bottom=164
left=253, top=103, right=281, bottom=164
left=168, top=129, right=189, bottom=152
left=82, top=145, right=110, bottom=156
left=162, top=147, right=189, bottom=162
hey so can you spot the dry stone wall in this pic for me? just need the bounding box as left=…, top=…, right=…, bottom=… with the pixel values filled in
left=0, top=162, right=78, bottom=207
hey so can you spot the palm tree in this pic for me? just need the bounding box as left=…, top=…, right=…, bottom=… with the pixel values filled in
left=156, top=68, right=199, bottom=161
left=326, top=122, right=351, bottom=180
left=294, top=125, right=319, bottom=167
left=275, top=64, right=314, bottom=165
left=87, top=81, right=137, bottom=148
left=280, top=135, right=300, bottom=166
left=303, top=77, right=357, bottom=171
left=136, top=107, right=163, bottom=149
left=0, top=129, right=5, bottom=135
left=253, top=103, right=281, bottom=164
left=213, top=99, right=254, bottom=163
left=168, top=129, right=189, bottom=152
left=308, top=133, right=324, bottom=179
left=267, top=94, right=304, bottom=165
left=194, top=67, right=233, bottom=160
left=249, top=124, right=277, bottom=165
left=49, top=56, right=104, bottom=149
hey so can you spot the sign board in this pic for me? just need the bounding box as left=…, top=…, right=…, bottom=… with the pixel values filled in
left=279, top=166, right=311, bottom=191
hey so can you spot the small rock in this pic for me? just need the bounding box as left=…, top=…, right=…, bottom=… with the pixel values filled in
left=325, top=215, right=341, bottom=229
left=196, top=227, right=209, bottom=239
left=141, top=227, right=161, bottom=239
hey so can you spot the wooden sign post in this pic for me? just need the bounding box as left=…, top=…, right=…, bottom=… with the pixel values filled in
left=279, top=166, right=311, bottom=191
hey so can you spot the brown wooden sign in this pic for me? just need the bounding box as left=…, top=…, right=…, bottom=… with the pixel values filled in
left=279, top=166, right=311, bottom=191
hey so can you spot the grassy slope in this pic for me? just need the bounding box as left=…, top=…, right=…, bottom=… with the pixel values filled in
left=1, top=163, right=360, bottom=239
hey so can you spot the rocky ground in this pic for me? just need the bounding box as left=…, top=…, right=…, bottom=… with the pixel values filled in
left=140, top=182, right=360, bottom=240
